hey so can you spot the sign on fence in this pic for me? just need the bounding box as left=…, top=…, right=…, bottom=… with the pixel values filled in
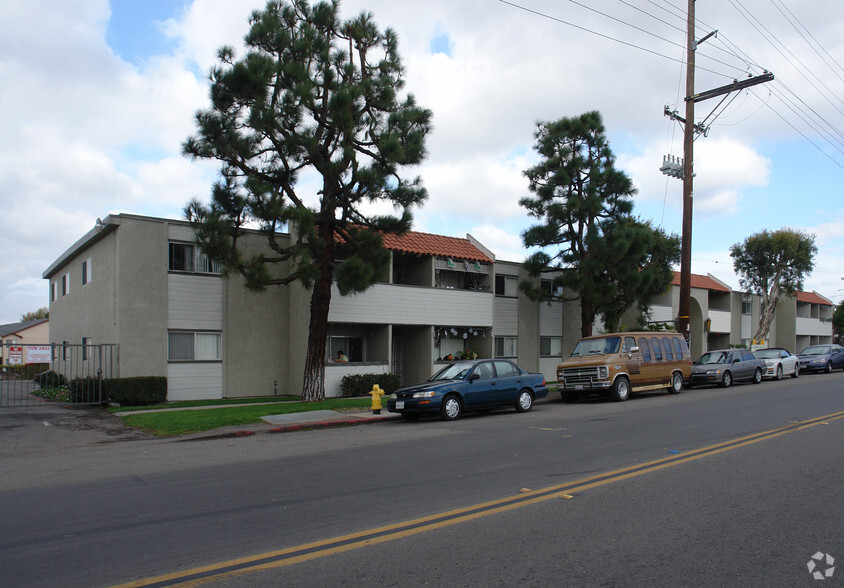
left=8, top=346, right=22, bottom=365
left=27, top=345, right=52, bottom=363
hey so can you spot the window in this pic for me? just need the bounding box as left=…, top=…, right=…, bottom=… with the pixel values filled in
left=661, top=338, right=674, bottom=360
left=672, top=338, right=684, bottom=358
left=495, top=336, right=517, bottom=357
left=741, top=296, right=752, bottom=315
left=168, top=331, right=222, bottom=361
left=622, top=337, right=636, bottom=353
left=61, top=273, right=69, bottom=296
left=328, top=336, right=363, bottom=362
left=494, top=360, right=520, bottom=377
left=62, top=340, right=69, bottom=361
left=540, top=336, right=563, bottom=356
left=650, top=338, right=662, bottom=361
left=82, top=337, right=91, bottom=361
left=641, top=339, right=651, bottom=362
left=540, top=279, right=563, bottom=297
left=494, top=274, right=518, bottom=297
left=50, top=282, right=56, bottom=302
left=168, top=242, right=222, bottom=274
left=82, top=257, right=92, bottom=285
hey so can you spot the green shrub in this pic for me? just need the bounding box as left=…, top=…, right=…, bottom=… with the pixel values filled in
left=37, top=370, right=67, bottom=388
left=69, top=377, right=102, bottom=403
left=340, top=373, right=401, bottom=397
left=105, top=376, right=167, bottom=406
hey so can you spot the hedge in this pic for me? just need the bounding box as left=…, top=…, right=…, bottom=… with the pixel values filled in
left=340, top=373, right=401, bottom=397
left=104, top=377, right=168, bottom=406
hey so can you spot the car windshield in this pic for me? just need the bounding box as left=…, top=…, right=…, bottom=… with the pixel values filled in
left=570, top=337, right=621, bottom=357
left=800, top=346, right=830, bottom=356
left=696, top=351, right=729, bottom=365
left=754, top=349, right=778, bottom=359
left=429, top=362, right=474, bottom=381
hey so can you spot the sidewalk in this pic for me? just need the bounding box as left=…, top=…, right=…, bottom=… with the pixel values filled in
left=176, top=408, right=401, bottom=441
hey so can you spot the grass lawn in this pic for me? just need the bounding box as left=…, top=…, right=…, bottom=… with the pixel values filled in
left=119, top=397, right=377, bottom=436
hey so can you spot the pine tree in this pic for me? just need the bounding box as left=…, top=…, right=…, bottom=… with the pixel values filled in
left=183, top=0, right=432, bottom=401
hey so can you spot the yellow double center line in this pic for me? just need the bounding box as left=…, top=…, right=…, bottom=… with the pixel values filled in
left=117, top=410, right=844, bottom=587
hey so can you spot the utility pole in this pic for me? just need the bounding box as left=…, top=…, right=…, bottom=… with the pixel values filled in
left=678, top=0, right=696, bottom=341
left=663, top=1, right=773, bottom=350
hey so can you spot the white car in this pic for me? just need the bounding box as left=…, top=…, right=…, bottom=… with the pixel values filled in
left=753, top=347, right=800, bottom=380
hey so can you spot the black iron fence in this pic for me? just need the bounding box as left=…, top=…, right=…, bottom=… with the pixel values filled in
left=0, top=343, right=117, bottom=407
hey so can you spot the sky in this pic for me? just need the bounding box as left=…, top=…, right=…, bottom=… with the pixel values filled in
left=1, top=0, right=843, bottom=324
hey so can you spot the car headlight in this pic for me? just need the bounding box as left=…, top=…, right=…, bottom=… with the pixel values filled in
left=598, top=366, right=609, bottom=379
left=705, top=369, right=722, bottom=375
left=412, top=391, right=436, bottom=398
left=813, top=359, right=826, bottom=364
left=390, top=394, right=397, bottom=400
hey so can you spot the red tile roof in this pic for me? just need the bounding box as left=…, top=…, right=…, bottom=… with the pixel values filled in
left=672, top=271, right=731, bottom=292
left=796, top=291, right=833, bottom=305
left=380, top=231, right=492, bottom=263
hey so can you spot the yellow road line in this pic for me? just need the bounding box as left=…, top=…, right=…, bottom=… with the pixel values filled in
left=115, top=410, right=844, bottom=587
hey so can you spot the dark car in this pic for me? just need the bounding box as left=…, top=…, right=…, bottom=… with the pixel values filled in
left=797, top=344, right=844, bottom=373
left=387, top=359, right=548, bottom=421
left=688, top=348, right=765, bottom=388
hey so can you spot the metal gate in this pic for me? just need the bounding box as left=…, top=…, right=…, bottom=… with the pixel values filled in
left=0, top=343, right=117, bottom=407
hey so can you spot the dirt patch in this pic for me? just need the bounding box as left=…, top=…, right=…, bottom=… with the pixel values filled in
left=52, top=407, right=154, bottom=441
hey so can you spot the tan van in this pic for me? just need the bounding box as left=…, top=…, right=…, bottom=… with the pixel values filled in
left=556, top=332, right=692, bottom=402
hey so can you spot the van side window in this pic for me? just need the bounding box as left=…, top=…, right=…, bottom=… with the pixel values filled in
left=672, top=338, right=684, bottom=359
left=622, top=337, right=635, bottom=353
left=661, top=337, right=673, bottom=360
left=641, top=339, right=651, bottom=362
left=650, top=338, right=662, bottom=361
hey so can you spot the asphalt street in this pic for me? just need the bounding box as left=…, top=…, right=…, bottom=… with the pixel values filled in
left=1, top=372, right=843, bottom=586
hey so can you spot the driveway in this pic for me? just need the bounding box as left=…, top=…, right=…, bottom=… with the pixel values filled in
left=0, top=403, right=152, bottom=456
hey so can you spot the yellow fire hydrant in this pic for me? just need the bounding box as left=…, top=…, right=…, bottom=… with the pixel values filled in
left=370, top=384, right=384, bottom=414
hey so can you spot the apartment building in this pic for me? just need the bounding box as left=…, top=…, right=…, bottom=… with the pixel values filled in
left=43, top=214, right=833, bottom=400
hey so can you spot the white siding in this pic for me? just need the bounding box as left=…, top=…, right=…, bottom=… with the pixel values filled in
left=328, top=284, right=493, bottom=326
left=168, top=274, right=223, bottom=330
left=649, top=304, right=673, bottom=323
left=709, top=310, right=731, bottom=333
left=741, top=314, right=752, bottom=339
left=493, top=297, right=519, bottom=334
left=168, top=224, right=195, bottom=242
left=167, top=363, right=223, bottom=400
left=796, top=316, right=831, bottom=337
left=539, top=357, right=561, bottom=383
left=539, top=301, right=563, bottom=336
left=324, top=363, right=390, bottom=398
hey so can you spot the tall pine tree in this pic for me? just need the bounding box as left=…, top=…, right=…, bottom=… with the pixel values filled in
left=183, top=0, right=432, bottom=401
left=520, top=111, right=679, bottom=335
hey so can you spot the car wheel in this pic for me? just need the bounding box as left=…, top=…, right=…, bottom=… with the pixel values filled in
left=401, top=413, right=420, bottom=421
left=825, top=361, right=833, bottom=374
left=515, top=389, right=533, bottom=412
left=720, top=371, right=732, bottom=388
left=611, top=377, right=630, bottom=402
left=775, top=364, right=783, bottom=380
left=752, top=368, right=762, bottom=384
left=668, top=372, right=683, bottom=394
left=791, top=364, right=799, bottom=378
left=440, top=394, right=462, bottom=421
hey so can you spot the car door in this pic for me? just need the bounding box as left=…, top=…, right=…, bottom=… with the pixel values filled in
left=493, top=360, right=521, bottom=403
left=621, top=336, right=645, bottom=386
left=464, top=361, right=499, bottom=408
left=832, top=345, right=844, bottom=369
left=739, top=349, right=759, bottom=380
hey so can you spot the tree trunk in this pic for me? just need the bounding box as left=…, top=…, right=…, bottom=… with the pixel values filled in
left=301, top=224, right=335, bottom=402
left=302, top=272, right=331, bottom=401
left=580, top=298, right=594, bottom=338
left=753, top=286, right=779, bottom=343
